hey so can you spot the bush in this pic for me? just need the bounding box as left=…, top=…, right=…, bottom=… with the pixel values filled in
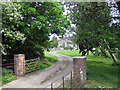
left=2, top=68, right=17, bottom=85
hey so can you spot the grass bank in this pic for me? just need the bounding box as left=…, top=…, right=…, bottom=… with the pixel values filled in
left=40, top=51, right=58, bottom=70
left=2, top=51, right=58, bottom=85
left=57, top=50, right=118, bottom=88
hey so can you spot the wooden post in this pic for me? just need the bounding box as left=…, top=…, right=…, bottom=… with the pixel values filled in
left=14, top=54, right=25, bottom=76
left=51, top=83, right=53, bottom=90
left=62, top=77, right=64, bottom=90
left=73, top=56, right=86, bottom=88
left=38, top=57, right=40, bottom=70
left=70, top=71, right=72, bottom=89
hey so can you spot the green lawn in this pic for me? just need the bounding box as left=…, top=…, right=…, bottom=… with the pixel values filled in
left=57, top=50, right=118, bottom=88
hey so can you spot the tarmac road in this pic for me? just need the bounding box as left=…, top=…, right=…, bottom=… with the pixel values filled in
left=2, top=51, right=73, bottom=89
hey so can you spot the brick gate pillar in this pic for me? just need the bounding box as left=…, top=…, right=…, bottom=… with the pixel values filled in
left=73, top=56, right=86, bottom=88
left=14, top=54, right=25, bottom=76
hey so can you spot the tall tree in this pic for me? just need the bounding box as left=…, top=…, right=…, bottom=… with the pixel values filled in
left=2, top=2, right=70, bottom=60
left=66, top=2, right=120, bottom=64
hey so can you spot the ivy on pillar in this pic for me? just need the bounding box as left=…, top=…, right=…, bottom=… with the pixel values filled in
left=73, top=56, right=86, bottom=88
left=14, top=54, right=25, bottom=76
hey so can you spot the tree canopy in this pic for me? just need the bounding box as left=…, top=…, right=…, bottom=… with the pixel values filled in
left=65, top=2, right=120, bottom=64
left=2, top=2, right=70, bottom=60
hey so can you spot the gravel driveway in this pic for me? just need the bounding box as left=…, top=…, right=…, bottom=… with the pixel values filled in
left=2, top=51, right=73, bottom=89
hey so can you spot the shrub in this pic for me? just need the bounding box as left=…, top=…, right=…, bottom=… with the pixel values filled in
left=2, top=68, right=17, bottom=85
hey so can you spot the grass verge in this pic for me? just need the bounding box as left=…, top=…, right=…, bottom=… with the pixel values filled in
left=40, top=51, right=58, bottom=70
left=57, top=50, right=118, bottom=88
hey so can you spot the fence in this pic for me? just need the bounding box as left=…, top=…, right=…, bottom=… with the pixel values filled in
left=43, top=71, right=74, bottom=89
left=2, top=54, right=87, bottom=89
left=2, top=54, right=41, bottom=76
left=58, top=71, right=74, bottom=89
left=25, top=58, right=40, bottom=74
left=43, top=56, right=86, bottom=89
left=2, top=59, right=14, bottom=70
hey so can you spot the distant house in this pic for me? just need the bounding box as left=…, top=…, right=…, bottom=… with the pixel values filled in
left=58, top=36, right=77, bottom=49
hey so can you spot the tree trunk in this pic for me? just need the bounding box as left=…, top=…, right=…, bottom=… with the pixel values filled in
left=87, top=50, right=89, bottom=55
left=118, top=47, right=120, bottom=60
left=104, top=39, right=119, bottom=63
left=100, top=48, right=108, bottom=57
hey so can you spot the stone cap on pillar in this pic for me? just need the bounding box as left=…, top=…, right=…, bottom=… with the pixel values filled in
left=14, top=54, right=25, bottom=56
left=73, top=56, right=86, bottom=60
